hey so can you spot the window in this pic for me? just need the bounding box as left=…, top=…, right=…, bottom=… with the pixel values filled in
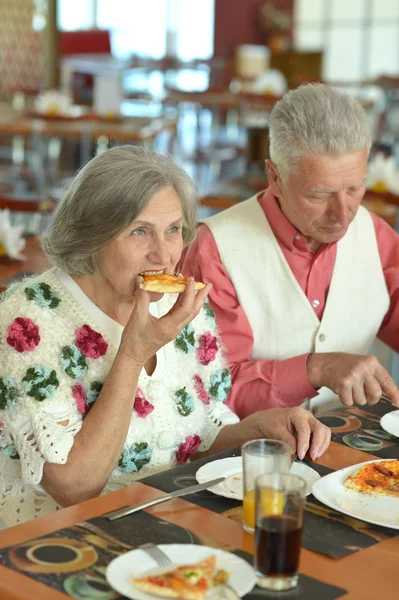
left=294, top=0, right=399, bottom=81
left=57, top=0, right=214, bottom=61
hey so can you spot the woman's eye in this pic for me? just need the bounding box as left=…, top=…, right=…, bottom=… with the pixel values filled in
left=132, top=228, right=145, bottom=236
left=168, top=225, right=181, bottom=234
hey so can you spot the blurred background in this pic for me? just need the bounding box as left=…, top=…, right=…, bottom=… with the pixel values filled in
left=0, top=0, right=398, bottom=222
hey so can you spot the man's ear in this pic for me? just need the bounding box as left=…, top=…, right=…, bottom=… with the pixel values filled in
left=265, top=159, right=283, bottom=197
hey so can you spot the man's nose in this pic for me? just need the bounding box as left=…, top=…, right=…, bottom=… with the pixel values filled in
left=327, top=194, right=349, bottom=224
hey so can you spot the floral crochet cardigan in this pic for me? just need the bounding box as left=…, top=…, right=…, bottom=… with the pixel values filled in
left=0, top=268, right=238, bottom=528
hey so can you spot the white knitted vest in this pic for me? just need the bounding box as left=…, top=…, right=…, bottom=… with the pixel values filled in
left=205, top=196, right=390, bottom=413
left=0, top=269, right=238, bottom=528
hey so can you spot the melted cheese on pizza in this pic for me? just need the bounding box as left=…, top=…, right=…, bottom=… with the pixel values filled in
left=344, top=459, right=399, bottom=495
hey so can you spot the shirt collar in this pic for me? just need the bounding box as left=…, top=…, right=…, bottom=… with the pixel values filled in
left=258, top=187, right=300, bottom=251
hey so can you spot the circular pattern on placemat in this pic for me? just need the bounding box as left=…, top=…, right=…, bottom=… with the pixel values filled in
left=9, top=537, right=98, bottom=573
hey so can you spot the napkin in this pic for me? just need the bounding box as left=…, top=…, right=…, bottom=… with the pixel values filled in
left=34, top=90, right=71, bottom=117
left=0, top=209, right=26, bottom=260
left=367, top=152, right=399, bottom=194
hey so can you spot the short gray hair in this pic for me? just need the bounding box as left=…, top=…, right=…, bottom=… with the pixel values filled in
left=41, top=145, right=198, bottom=275
left=269, top=83, right=372, bottom=181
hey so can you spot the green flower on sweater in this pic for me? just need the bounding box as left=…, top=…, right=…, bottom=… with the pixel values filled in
left=203, top=299, right=216, bottom=326
left=0, top=377, right=19, bottom=410
left=174, top=323, right=195, bottom=354
left=174, top=387, right=195, bottom=416
left=23, top=365, right=59, bottom=401
left=209, top=368, right=231, bottom=402
left=25, top=282, right=61, bottom=309
left=87, top=381, right=104, bottom=407
left=1, top=445, right=19, bottom=459
left=118, top=442, right=152, bottom=473
left=60, top=345, right=88, bottom=379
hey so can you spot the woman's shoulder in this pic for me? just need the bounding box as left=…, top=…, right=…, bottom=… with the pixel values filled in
left=0, top=269, right=64, bottom=317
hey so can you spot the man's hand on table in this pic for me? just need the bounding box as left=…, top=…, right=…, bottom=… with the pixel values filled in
left=245, top=406, right=331, bottom=461
left=307, top=352, right=399, bottom=408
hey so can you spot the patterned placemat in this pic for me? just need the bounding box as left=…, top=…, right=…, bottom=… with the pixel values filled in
left=318, top=398, right=399, bottom=458
left=140, top=447, right=399, bottom=559
left=0, top=511, right=347, bottom=600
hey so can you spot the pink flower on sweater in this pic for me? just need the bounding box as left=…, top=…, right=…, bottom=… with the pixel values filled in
left=176, top=434, right=202, bottom=465
left=76, top=324, right=108, bottom=359
left=72, top=384, right=89, bottom=416
left=7, top=317, right=40, bottom=353
left=196, top=332, right=218, bottom=366
left=193, top=374, right=210, bottom=404
left=134, top=388, right=154, bottom=418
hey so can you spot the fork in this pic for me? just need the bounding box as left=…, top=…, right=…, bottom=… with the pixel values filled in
left=138, top=543, right=240, bottom=600
left=139, top=542, right=172, bottom=568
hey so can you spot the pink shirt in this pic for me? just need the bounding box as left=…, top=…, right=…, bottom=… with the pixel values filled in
left=181, top=188, right=399, bottom=419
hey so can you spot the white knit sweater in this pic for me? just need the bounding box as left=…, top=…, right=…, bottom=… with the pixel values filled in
left=0, top=268, right=238, bottom=528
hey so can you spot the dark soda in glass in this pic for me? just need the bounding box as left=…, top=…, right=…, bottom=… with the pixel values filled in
left=255, top=514, right=302, bottom=577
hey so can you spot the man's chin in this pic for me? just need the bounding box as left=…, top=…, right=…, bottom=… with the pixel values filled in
left=318, top=227, right=347, bottom=244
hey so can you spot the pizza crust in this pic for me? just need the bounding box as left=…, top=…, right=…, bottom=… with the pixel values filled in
left=140, top=281, right=205, bottom=293
left=140, top=273, right=205, bottom=294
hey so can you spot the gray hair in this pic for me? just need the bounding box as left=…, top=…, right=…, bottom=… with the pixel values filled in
left=269, top=83, right=372, bottom=181
left=41, top=145, right=198, bottom=275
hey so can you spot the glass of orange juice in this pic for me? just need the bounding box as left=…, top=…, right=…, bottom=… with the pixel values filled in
left=242, top=439, right=291, bottom=533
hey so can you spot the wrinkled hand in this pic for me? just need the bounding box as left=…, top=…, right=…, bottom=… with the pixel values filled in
left=246, top=406, right=331, bottom=461
left=119, top=277, right=211, bottom=367
left=307, top=352, right=399, bottom=408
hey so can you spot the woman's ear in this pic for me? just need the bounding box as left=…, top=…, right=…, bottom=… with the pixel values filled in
left=265, top=160, right=283, bottom=197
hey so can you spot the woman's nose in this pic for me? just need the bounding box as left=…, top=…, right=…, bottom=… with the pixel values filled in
left=147, top=238, right=170, bottom=264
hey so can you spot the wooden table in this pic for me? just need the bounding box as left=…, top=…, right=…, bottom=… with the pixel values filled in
left=0, top=438, right=397, bottom=599
left=0, top=110, right=179, bottom=166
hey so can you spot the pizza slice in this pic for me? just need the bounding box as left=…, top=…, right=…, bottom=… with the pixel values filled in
left=132, top=555, right=229, bottom=600
left=140, top=272, right=205, bottom=294
left=344, top=459, right=399, bottom=497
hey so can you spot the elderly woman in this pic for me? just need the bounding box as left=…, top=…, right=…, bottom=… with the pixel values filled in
left=0, top=146, right=330, bottom=528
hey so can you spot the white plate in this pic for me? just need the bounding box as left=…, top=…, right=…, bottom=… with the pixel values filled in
left=106, top=544, right=256, bottom=600
left=195, top=456, right=320, bottom=500
left=380, top=410, right=399, bottom=438
left=312, top=459, right=399, bottom=529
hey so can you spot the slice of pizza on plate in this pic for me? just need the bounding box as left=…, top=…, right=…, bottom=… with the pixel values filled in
left=344, top=459, right=399, bottom=497
left=132, top=555, right=229, bottom=600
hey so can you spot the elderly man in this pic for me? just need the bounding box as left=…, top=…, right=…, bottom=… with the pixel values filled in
left=183, top=83, right=399, bottom=417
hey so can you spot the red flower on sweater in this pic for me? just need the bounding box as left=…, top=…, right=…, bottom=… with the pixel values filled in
left=196, top=332, right=218, bottom=366
left=134, top=388, right=154, bottom=418
left=7, top=317, right=40, bottom=353
left=72, top=384, right=90, bottom=416
left=176, top=435, right=202, bottom=465
left=193, top=374, right=210, bottom=404
left=76, top=324, right=108, bottom=359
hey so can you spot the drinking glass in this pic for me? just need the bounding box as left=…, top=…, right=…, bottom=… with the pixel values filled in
left=254, top=472, right=306, bottom=591
left=242, top=439, right=291, bottom=533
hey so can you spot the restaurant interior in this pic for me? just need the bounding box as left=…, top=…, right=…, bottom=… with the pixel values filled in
left=0, top=1, right=399, bottom=599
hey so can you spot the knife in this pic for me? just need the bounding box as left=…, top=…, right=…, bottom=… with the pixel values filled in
left=75, top=520, right=133, bottom=550
left=106, top=476, right=225, bottom=521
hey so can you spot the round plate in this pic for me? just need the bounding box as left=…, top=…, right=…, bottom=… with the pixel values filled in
left=380, top=410, right=399, bottom=438
left=106, top=544, right=256, bottom=600
left=196, top=456, right=320, bottom=499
